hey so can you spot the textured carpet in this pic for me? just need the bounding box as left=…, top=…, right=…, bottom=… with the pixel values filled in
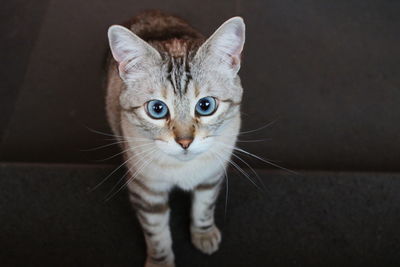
left=1, top=163, right=399, bottom=267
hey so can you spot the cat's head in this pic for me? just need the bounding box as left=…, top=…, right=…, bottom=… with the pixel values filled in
left=108, top=17, right=245, bottom=161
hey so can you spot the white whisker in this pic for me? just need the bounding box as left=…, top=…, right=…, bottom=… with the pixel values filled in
left=94, top=142, right=153, bottom=162
left=85, top=126, right=126, bottom=139
left=238, top=119, right=277, bottom=135
left=219, top=143, right=298, bottom=175
left=230, top=152, right=266, bottom=192
left=105, top=148, right=158, bottom=201
left=213, top=150, right=262, bottom=192
left=86, top=126, right=150, bottom=142
left=89, top=145, right=156, bottom=192
left=236, top=138, right=271, bottom=143
left=104, top=147, right=156, bottom=200
left=211, top=119, right=278, bottom=138
left=103, top=137, right=149, bottom=142
left=80, top=139, right=130, bottom=151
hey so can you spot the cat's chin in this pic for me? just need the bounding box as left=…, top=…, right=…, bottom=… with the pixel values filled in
left=172, top=150, right=201, bottom=162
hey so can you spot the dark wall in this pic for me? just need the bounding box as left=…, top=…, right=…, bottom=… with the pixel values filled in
left=1, top=0, right=399, bottom=171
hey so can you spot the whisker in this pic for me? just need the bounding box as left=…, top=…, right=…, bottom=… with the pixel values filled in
left=94, top=142, right=153, bottom=162
left=85, top=126, right=149, bottom=142
left=104, top=148, right=156, bottom=201
left=236, top=138, right=271, bottom=143
left=230, top=152, right=266, bottom=193
left=213, top=150, right=262, bottom=192
left=89, top=146, right=156, bottom=192
left=112, top=152, right=159, bottom=200
left=103, top=137, right=149, bottom=142
left=220, top=143, right=298, bottom=175
left=80, top=140, right=130, bottom=152
left=85, top=126, right=126, bottom=139
left=238, top=119, right=278, bottom=135
left=211, top=119, right=278, bottom=139
left=105, top=148, right=158, bottom=201
left=228, top=157, right=262, bottom=191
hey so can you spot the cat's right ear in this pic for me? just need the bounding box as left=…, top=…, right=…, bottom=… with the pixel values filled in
left=107, top=25, right=160, bottom=80
left=195, top=17, right=245, bottom=77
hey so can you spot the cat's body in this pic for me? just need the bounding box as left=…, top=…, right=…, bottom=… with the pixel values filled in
left=106, top=10, right=245, bottom=267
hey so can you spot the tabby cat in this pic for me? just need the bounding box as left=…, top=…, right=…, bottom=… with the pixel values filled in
left=106, top=10, right=245, bottom=267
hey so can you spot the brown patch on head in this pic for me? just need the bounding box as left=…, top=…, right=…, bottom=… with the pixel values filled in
left=164, top=39, right=188, bottom=57
left=155, top=37, right=204, bottom=61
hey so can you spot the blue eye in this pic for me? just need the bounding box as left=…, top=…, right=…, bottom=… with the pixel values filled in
left=195, top=96, right=218, bottom=116
left=146, top=100, right=169, bottom=119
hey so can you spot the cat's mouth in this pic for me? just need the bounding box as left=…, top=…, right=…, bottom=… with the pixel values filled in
left=174, top=149, right=199, bottom=161
left=154, top=137, right=211, bottom=161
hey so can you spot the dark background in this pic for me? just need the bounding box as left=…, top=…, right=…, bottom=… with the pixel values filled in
left=2, top=0, right=399, bottom=171
left=2, top=1, right=400, bottom=267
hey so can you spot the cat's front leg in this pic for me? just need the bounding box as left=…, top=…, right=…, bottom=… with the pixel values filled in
left=190, top=177, right=223, bottom=255
left=128, top=179, right=175, bottom=267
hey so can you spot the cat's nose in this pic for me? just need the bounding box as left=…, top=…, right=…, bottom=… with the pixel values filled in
left=175, top=137, right=193, bottom=149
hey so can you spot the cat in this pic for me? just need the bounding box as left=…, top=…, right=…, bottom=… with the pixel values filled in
left=105, top=10, right=245, bottom=267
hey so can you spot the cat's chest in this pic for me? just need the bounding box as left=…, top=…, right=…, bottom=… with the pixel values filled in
left=142, top=153, right=225, bottom=190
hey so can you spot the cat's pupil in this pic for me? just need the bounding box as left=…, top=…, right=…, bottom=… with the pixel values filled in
left=153, top=103, right=164, bottom=113
left=199, top=100, right=210, bottom=111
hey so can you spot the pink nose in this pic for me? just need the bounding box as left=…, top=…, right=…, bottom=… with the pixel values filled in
left=176, top=138, right=193, bottom=149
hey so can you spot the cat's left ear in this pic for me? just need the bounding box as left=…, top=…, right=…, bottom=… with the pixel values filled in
left=196, top=17, right=245, bottom=76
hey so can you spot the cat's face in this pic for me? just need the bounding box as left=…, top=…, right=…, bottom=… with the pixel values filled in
left=108, top=17, right=245, bottom=161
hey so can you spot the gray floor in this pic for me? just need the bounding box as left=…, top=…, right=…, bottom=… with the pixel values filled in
left=1, top=163, right=400, bottom=267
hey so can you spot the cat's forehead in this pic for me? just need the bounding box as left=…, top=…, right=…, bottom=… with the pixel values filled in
left=125, top=38, right=239, bottom=105
left=158, top=58, right=230, bottom=103
left=164, top=56, right=192, bottom=97
left=157, top=39, right=198, bottom=96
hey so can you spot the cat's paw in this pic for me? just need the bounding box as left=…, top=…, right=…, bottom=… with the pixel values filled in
left=191, top=224, right=221, bottom=255
left=144, top=257, right=175, bottom=267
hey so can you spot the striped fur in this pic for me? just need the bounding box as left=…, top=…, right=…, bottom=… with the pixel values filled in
left=106, top=10, right=245, bottom=267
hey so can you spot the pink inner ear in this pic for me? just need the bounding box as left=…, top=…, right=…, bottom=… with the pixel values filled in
left=113, top=46, right=134, bottom=64
left=230, top=43, right=243, bottom=67
left=118, top=61, right=128, bottom=75
left=231, top=55, right=240, bottom=67
left=226, top=42, right=243, bottom=68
